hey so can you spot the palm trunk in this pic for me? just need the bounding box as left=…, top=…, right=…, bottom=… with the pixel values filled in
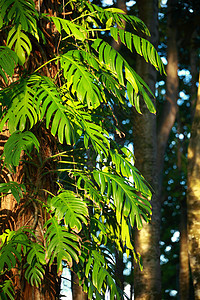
left=133, top=0, right=161, bottom=299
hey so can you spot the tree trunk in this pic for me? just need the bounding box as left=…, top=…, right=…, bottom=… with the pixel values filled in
left=177, top=112, right=190, bottom=300
left=178, top=20, right=199, bottom=300
left=187, top=70, right=200, bottom=299
left=72, top=273, right=88, bottom=300
left=111, top=0, right=127, bottom=51
left=132, top=0, right=161, bottom=299
left=0, top=127, right=61, bottom=299
left=0, top=1, right=62, bottom=298
left=157, top=0, right=178, bottom=195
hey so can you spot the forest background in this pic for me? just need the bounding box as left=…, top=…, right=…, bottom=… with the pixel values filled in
left=100, top=0, right=200, bottom=299
left=0, top=0, right=199, bottom=299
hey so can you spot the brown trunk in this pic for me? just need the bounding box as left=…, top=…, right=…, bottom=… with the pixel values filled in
left=157, top=0, right=178, bottom=195
left=0, top=0, right=62, bottom=297
left=0, top=127, right=60, bottom=299
left=187, top=71, right=200, bottom=299
left=133, top=0, right=161, bottom=299
left=179, top=198, right=190, bottom=300
left=72, top=273, right=88, bottom=300
left=190, top=30, right=198, bottom=118
left=111, top=0, right=127, bottom=51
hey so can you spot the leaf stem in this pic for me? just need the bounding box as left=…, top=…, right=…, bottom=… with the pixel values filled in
left=34, top=57, right=59, bottom=73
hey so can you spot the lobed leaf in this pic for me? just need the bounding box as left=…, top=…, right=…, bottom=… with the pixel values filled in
left=35, top=77, right=76, bottom=144
left=51, top=17, right=87, bottom=41
left=44, top=216, right=80, bottom=273
left=0, top=181, right=26, bottom=203
left=0, top=47, right=18, bottom=83
left=49, top=190, right=88, bottom=233
left=110, top=27, right=166, bottom=74
left=0, top=280, right=15, bottom=300
left=92, top=38, right=156, bottom=114
left=0, top=0, right=38, bottom=32
left=2, top=131, right=39, bottom=168
left=93, top=170, right=151, bottom=230
left=0, top=79, right=38, bottom=132
left=0, top=241, right=22, bottom=272
left=60, top=51, right=103, bottom=109
left=25, top=262, right=45, bottom=287
left=7, top=25, right=32, bottom=65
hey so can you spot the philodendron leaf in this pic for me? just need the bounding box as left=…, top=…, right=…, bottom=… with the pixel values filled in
left=0, top=181, right=26, bottom=203
left=49, top=190, right=88, bottom=233
left=2, top=131, right=39, bottom=168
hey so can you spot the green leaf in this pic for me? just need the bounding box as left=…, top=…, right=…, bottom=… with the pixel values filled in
left=110, top=27, right=166, bottom=74
left=0, top=280, right=15, bottom=300
left=7, top=25, right=32, bottom=65
left=25, top=262, right=45, bottom=287
left=81, top=248, right=121, bottom=299
left=2, top=131, right=39, bottom=168
left=0, top=0, right=38, bottom=32
left=0, top=181, right=26, bottom=203
left=0, top=46, right=18, bottom=82
left=35, top=76, right=75, bottom=144
left=0, top=241, right=22, bottom=272
left=26, top=242, right=46, bottom=265
left=60, top=51, right=103, bottom=109
left=51, top=17, right=87, bottom=41
left=93, top=170, right=151, bottom=230
left=44, top=216, right=80, bottom=273
left=85, top=2, right=150, bottom=36
left=110, top=148, right=152, bottom=198
left=49, top=190, right=88, bottom=233
left=92, top=38, right=156, bottom=113
left=0, top=79, right=38, bottom=132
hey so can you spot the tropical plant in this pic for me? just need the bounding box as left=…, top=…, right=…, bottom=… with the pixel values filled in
left=0, top=0, right=164, bottom=298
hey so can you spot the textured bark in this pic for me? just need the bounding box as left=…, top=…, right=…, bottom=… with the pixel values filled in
left=0, top=127, right=60, bottom=299
left=133, top=1, right=161, bottom=299
left=187, top=71, right=200, bottom=299
left=0, top=1, right=62, bottom=299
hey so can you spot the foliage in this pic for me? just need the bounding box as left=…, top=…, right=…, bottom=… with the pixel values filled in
left=0, top=0, right=164, bottom=298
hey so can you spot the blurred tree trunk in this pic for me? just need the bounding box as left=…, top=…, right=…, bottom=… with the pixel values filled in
left=177, top=113, right=190, bottom=300
left=132, top=0, right=161, bottom=299
left=187, top=70, right=200, bottom=300
left=111, top=0, right=127, bottom=51
left=157, top=0, right=178, bottom=196
left=178, top=27, right=199, bottom=300
left=156, top=0, right=189, bottom=297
